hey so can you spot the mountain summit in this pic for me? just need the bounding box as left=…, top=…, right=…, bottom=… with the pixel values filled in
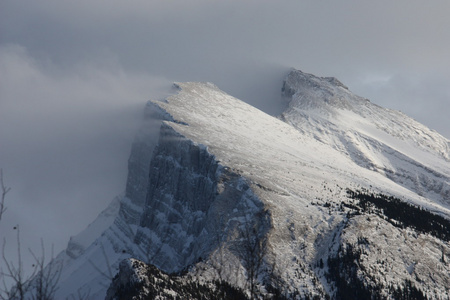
left=281, top=69, right=449, bottom=205
left=45, top=69, right=449, bottom=299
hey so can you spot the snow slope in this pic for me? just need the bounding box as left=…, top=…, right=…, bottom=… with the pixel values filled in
left=281, top=69, right=450, bottom=207
left=47, top=72, right=449, bottom=299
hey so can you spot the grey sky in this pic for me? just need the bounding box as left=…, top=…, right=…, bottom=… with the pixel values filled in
left=1, top=0, right=449, bottom=266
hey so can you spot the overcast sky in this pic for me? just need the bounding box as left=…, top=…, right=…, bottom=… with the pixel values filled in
left=1, top=0, right=449, bottom=266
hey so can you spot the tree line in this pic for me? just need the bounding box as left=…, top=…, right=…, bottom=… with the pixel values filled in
left=346, top=189, right=450, bottom=241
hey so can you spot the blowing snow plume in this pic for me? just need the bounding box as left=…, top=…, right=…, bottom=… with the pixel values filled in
left=0, top=45, right=171, bottom=278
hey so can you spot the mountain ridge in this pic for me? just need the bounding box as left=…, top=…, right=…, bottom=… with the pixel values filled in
left=40, top=69, right=449, bottom=299
left=282, top=69, right=450, bottom=207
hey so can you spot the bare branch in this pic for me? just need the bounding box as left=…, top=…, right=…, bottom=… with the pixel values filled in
left=29, top=240, right=63, bottom=300
left=235, top=211, right=270, bottom=300
left=0, top=169, right=62, bottom=300
left=88, top=242, right=114, bottom=287
left=0, top=169, right=11, bottom=223
left=1, top=227, right=62, bottom=300
left=68, top=288, right=91, bottom=300
left=1, top=226, right=37, bottom=300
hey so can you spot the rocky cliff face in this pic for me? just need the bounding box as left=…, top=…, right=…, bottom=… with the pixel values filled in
left=133, top=122, right=270, bottom=273
left=50, top=71, right=450, bottom=299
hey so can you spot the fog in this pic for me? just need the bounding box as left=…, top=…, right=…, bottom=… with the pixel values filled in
left=1, top=0, right=449, bottom=272
left=0, top=44, right=171, bottom=266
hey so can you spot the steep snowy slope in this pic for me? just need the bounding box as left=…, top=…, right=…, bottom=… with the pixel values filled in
left=281, top=69, right=450, bottom=207
left=47, top=73, right=449, bottom=299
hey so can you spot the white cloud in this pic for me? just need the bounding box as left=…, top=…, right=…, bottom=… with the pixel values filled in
left=0, top=44, right=170, bottom=260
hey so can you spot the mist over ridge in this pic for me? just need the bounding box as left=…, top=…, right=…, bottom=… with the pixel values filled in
left=1, top=2, right=449, bottom=292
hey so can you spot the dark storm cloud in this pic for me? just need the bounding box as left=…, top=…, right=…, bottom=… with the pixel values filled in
left=1, top=0, right=449, bottom=264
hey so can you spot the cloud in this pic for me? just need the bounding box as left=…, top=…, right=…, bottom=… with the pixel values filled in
left=3, top=1, right=450, bottom=102
left=1, top=0, right=449, bottom=273
left=0, top=44, right=170, bottom=258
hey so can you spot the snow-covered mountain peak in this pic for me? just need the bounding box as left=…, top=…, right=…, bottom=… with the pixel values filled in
left=41, top=71, right=450, bottom=299
left=282, top=69, right=449, bottom=161
left=282, top=69, right=353, bottom=113
left=281, top=69, right=450, bottom=206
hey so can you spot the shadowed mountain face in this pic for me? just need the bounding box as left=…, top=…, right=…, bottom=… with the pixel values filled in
left=44, top=70, right=449, bottom=299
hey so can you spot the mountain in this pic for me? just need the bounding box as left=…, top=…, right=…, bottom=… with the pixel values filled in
left=105, top=258, right=248, bottom=300
left=281, top=70, right=449, bottom=205
left=43, top=69, right=449, bottom=299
